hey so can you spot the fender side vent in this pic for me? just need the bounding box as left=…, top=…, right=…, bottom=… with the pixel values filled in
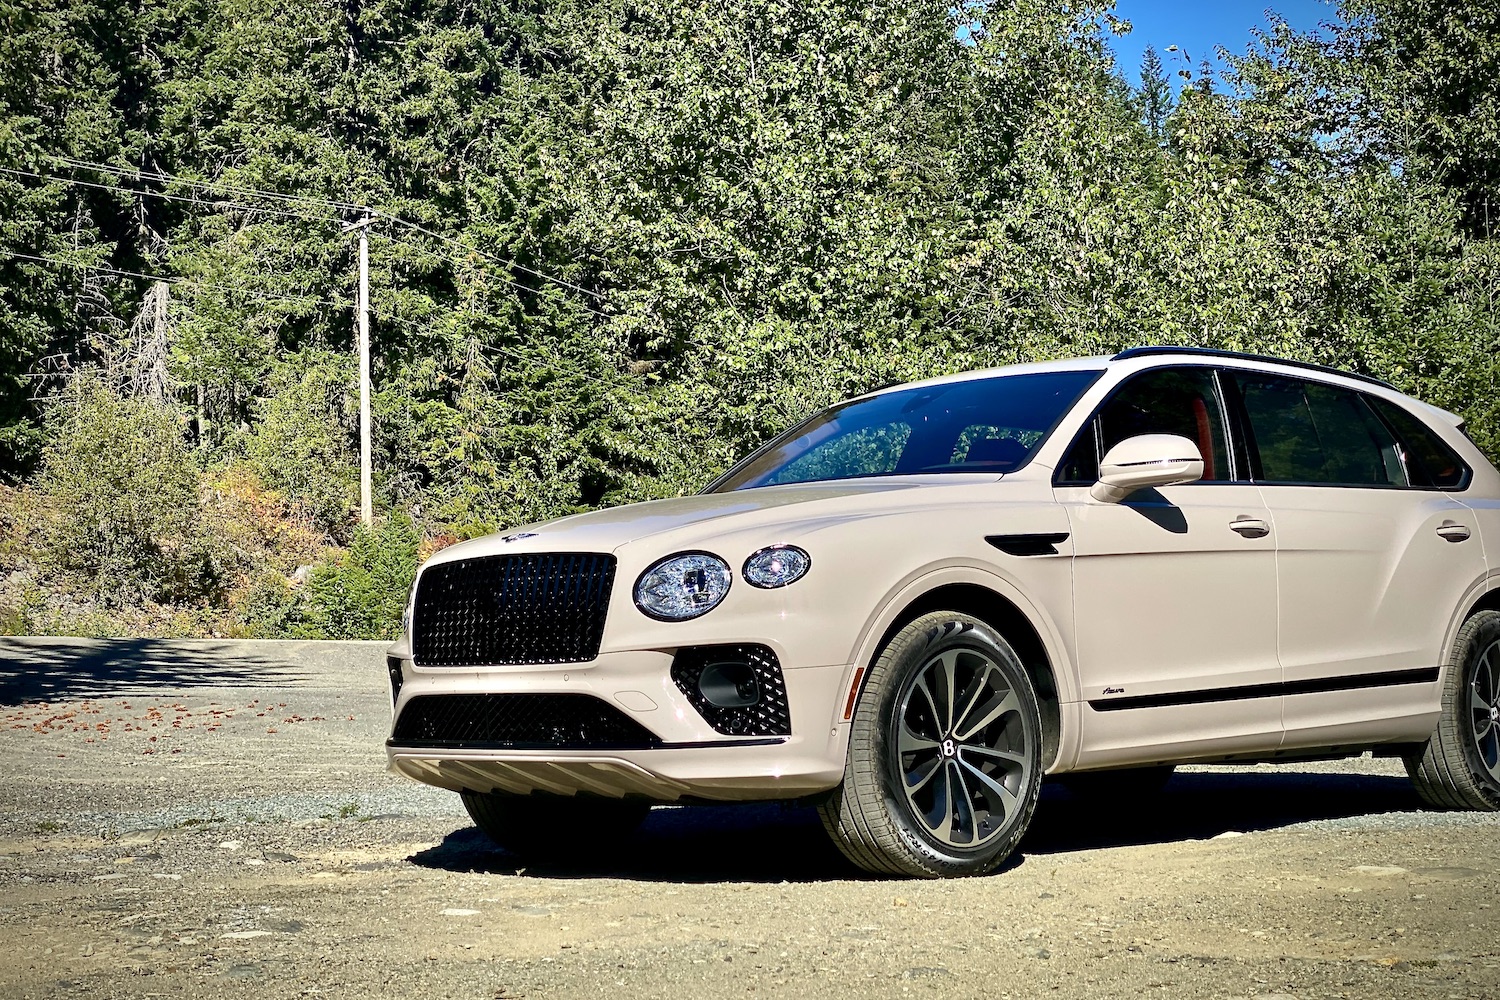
left=986, top=533, right=1069, bottom=556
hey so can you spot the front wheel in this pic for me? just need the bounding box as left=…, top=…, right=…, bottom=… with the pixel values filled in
left=818, top=611, right=1044, bottom=878
left=1405, top=609, right=1500, bottom=811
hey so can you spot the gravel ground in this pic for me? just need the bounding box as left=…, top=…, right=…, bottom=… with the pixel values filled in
left=1, top=636, right=1497, bottom=1000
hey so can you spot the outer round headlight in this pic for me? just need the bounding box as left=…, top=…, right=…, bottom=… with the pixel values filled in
left=743, top=545, right=811, bottom=589
left=634, top=552, right=732, bottom=621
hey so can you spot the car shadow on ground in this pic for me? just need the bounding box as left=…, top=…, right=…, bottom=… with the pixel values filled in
left=0, top=637, right=314, bottom=703
left=407, top=767, right=1424, bottom=883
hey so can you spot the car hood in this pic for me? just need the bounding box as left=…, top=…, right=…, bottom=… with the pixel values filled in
left=424, top=478, right=986, bottom=566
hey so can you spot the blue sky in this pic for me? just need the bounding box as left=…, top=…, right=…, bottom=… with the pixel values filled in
left=1107, top=0, right=1341, bottom=85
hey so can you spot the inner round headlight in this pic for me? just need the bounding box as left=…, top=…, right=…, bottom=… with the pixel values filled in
left=743, top=545, right=811, bottom=589
left=634, top=552, right=732, bottom=621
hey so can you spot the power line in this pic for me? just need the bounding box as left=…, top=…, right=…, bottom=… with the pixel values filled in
left=371, top=303, right=642, bottom=392
left=376, top=214, right=607, bottom=302
left=0, top=248, right=348, bottom=309
left=371, top=229, right=614, bottom=320
left=46, top=154, right=364, bottom=214
left=0, top=165, right=337, bottom=225
left=43, top=154, right=611, bottom=304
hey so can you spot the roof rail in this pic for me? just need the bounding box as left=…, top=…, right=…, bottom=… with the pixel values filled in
left=1111, top=346, right=1396, bottom=390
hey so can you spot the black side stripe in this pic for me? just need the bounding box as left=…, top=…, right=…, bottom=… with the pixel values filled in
left=1087, top=667, right=1440, bottom=712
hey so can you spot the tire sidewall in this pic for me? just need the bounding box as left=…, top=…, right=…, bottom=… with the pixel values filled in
left=865, top=616, right=1043, bottom=874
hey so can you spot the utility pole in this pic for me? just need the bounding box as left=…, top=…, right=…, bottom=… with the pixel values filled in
left=344, top=210, right=374, bottom=526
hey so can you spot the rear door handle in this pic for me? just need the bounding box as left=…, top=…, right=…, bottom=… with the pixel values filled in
left=1437, top=522, right=1471, bottom=543
left=1230, top=517, right=1270, bottom=538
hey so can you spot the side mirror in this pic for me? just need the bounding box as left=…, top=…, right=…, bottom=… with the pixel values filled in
left=1090, top=434, right=1205, bottom=503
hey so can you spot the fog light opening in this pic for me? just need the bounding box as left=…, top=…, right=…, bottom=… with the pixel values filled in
left=698, top=660, right=761, bottom=708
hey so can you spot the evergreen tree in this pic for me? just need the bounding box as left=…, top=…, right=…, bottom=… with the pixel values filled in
left=1138, top=44, right=1173, bottom=140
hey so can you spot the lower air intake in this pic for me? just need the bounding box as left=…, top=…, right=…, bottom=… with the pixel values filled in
left=671, top=644, right=792, bottom=737
left=390, top=694, right=663, bottom=750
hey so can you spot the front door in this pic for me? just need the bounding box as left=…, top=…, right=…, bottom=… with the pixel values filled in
left=1055, top=366, right=1282, bottom=768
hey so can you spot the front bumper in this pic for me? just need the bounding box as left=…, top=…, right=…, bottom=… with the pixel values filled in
left=384, top=646, right=850, bottom=802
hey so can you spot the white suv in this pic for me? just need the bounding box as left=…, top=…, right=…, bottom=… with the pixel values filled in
left=386, top=347, right=1500, bottom=877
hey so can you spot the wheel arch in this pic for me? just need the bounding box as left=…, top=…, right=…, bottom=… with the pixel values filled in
left=1448, top=575, right=1500, bottom=685
left=848, top=580, right=1067, bottom=771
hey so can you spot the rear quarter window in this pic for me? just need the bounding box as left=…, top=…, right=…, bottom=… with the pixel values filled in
left=1366, top=397, right=1471, bottom=490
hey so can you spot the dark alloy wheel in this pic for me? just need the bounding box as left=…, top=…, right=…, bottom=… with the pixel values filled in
left=1406, top=609, right=1500, bottom=811
left=1466, top=635, right=1500, bottom=782
left=819, top=611, right=1044, bottom=877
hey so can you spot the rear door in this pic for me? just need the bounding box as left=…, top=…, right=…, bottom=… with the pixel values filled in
left=1228, top=370, right=1486, bottom=749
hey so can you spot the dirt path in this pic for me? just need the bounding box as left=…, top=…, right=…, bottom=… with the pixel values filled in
left=1, top=637, right=1496, bottom=999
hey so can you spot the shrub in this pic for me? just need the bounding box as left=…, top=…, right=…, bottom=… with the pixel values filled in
left=295, top=513, right=420, bottom=640
left=26, top=376, right=226, bottom=607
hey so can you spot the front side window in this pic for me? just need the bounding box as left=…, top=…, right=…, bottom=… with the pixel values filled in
left=707, top=370, right=1103, bottom=493
left=1234, top=373, right=1404, bottom=486
left=1057, top=367, right=1232, bottom=484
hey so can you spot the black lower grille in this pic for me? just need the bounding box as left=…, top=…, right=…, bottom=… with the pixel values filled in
left=390, top=693, right=662, bottom=749
left=671, top=644, right=792, bottom=737
left=412, top=552, right=616, bottom=666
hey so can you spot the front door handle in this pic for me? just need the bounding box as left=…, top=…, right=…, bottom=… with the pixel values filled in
left=1437, top=522, right=1471, bottom=543
left=1229, top=517, right=1270, bottom=538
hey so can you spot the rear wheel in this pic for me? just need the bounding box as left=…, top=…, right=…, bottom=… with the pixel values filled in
left=819, top=611, right=1044, bottom=878
left=1405, top=609, right=1500, bottom=811
left=461, top=790, right=651, bottom=860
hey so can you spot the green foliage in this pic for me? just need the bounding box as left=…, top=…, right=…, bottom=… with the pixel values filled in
left=1, top=0, right=1499, bottom=638
left=295, top=513, right=419, bottom=641
left=26, top=375, right=225, bottom=607
left=244, top=350, right=358, bottom=538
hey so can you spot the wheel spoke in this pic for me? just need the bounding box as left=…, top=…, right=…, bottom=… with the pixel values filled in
left=951, top=662, right=992, bottom=737
left=935, top=650, right=960, bottom=732
left=1481, top=724, right=1500, bottom=775
left=1472, top=683, right=1491, bottom=722
left=962, top=744, right=1029, bottom=769
left=905, top=752, right=942, bottom=794
left=898, top=724, right=940, bottom=757
left=958, top=756, right=1020, bottom=817
left=947, top=760, right=977, bottom=843
left=919, top=761, right=956, bottom=838
left=911, top=674, right=942, bottom=734
left=954, top=689, right=1020, bottom=743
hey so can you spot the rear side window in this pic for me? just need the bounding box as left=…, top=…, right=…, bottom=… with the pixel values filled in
left=1234, top=373, right=1405, bottom=486
left=1367, top=397, right=1471, bottom=490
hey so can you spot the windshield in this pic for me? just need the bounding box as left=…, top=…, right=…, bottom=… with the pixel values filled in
left=706, top=369, right=1103, bottom=493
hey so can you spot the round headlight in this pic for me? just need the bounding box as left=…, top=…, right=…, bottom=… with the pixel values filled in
left=743, top=545, right=811, bottom=589
left=634, top=552, right=732, bottom=621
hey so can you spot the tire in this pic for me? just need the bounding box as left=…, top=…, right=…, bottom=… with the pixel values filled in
left=1058, top=765, right=1175, bottom=802
left=818, top=611, right=1045, bottom=878
left=460, top=790, right=651, bottom=861
left=1405, top=609, right=1500, bottom=811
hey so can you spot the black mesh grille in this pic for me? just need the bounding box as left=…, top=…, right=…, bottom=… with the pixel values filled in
left=390, top=693, right=663, bottom=749
left=412, top=553, right=616, bottom=666
left=671, top=644, right=792, bottom=737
